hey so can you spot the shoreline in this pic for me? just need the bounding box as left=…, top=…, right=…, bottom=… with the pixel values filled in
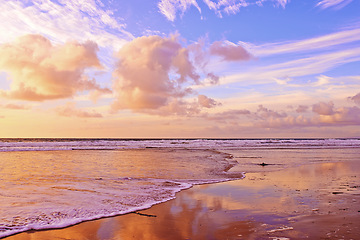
left=4, top=158, right=360, bottom=240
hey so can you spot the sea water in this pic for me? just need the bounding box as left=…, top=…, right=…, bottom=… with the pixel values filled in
left=0, top=138, right=359, bottom=238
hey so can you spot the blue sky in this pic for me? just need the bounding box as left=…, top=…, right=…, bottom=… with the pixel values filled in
left=0, top=0, right=359, bottom=138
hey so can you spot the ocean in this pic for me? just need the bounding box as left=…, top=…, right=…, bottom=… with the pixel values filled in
left=1, top=138, right=360, bottom=238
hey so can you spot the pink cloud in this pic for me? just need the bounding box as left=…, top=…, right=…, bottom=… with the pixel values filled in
left=312, top=101, right=335, bottom=115
left=111, top=35, right=226, bottom=116
left=296, top=105, right=309, bottom=113
left=256, top=105, right=287, bottom=119
left=206, top=72, right=220, bottom=84
left=348, top=92, right=360, bottom=105
left=111, top=35, right=253, bottom=116
left=140, top=98, right=202, bottom=116
left=209, top=41, right=252, bottom=61
left=244, top=103, right=360, bottom=129
left=198, top=95, right=221, bottom=108
left=203, top=109, right=251, bottom=122
left=317, top=106, right=360, bottom=125
left=255, top=115, right=312, bottom=128
left=0, top=34, right=110, bottom=101
left=55, top=102, right=103, bottom=118
left=112, top=35, right=199, bottom=111
left=1, top=103, right=29, bottom=110
left=187, top=38, right=221, bottom=84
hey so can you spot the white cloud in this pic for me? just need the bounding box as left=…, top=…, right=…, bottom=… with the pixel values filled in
left=0, top=0, right=133, bottom=49
left=202, top=0, right=288, bottom=17
left=220, top=46, right=360, bottom=86
left=240, top=27, right=360, bottom=57
left=314, top=75, right=332, bottom=86
left=158, top=0, right=290, bottom=21
left=316, top=0, right=353, bottom=10
left=158, top=0, right=201, bottom=21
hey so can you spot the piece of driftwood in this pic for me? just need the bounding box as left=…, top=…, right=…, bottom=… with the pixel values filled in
left=258, top=162, right=270, bottom=166
left=133, top=211, right=157, bottom=217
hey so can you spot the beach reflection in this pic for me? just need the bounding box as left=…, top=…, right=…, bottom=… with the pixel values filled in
left=6, top=160, right=360, bottom=240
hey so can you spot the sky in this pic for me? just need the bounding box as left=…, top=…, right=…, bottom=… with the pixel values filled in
left=0, top=0, right=360, bottom=138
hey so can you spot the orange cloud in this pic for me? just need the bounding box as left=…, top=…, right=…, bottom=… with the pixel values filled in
left=0, top=34, right=109, bottom=101
left=55, top=102, right=103, bottom=118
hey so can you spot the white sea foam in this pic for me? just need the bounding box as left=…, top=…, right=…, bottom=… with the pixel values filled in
left=0, top=178, right=194, bottom=238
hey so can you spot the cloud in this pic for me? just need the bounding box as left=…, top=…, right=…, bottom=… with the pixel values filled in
left=209, top=41, right=252, bottom=61
left=255, top=114, right=313, bottom=129
left=256, top=105, right=287, bottom=119
left=317, top=106, right=360, bottom=125
left=254, top=103, right=360, bottom=128
left=0, top=34, right=110, bottom=101
left=202, top=0, right=250, bottom=16
left=55, top=102, right=103, bottom=118
left=250, top=105, right=309, bottom=128
left=220, top=46, right=360, bottom=86
left=112, top=35, right=197, bottom=111
left=111, top=35, right=229, bottom=116
left=312, top=101, right=335, bottom=115
left=240, top=27, right=360, bottom=57
left=348, top=92, right=360, bottom=105
left=206, top=72, right=220, bottom=84
left=314, top=75, right=332, bottom=86
left=316, top=0, right=353, bottom=10
left=198, top=94, right=221, bottom=108
left=187, top=38, right=222, bottom=84
left=0, top=0, right=132, bottom=49
left=200, top=100, right=360, bottom=130
left=203, top=0, right=289, bottom=17
left=158, top=0, right=289, bottom=20
left=203, top=109, right=251, bottom=121
left=296, top=105, right=309, bottom=113
left=140, top=98, right=202, bottom=116
left=1, top=103, right=29, bottom=110
left=158, top=0, right=201, bottom=21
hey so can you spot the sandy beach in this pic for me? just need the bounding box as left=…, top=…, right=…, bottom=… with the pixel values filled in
left=4, top=157, right=360, bottom=240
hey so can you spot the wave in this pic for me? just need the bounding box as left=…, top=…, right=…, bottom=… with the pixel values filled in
left=0, top=148, right=244, bottom=238
left=1, top=138, right=360, bottom=152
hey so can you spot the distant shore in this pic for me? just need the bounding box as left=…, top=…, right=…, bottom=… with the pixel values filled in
left=5, top=157, right=360, bottom=240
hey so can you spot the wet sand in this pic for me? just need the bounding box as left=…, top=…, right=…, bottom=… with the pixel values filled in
left=4, top=159, right=360, bottom=240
